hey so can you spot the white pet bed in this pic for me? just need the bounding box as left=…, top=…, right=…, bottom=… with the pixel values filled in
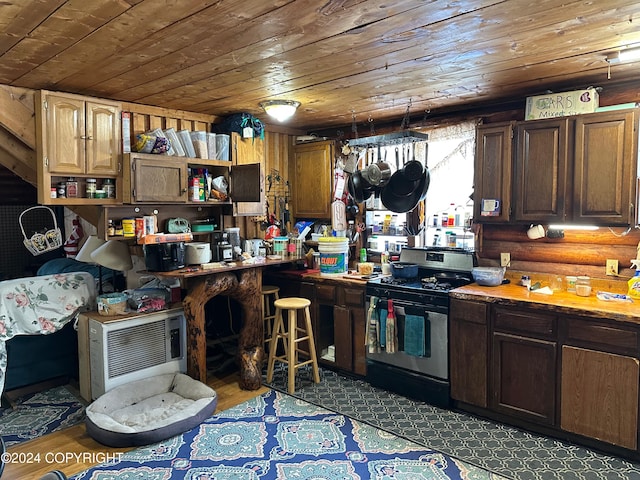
left=85, top=373, right=217, bottom=447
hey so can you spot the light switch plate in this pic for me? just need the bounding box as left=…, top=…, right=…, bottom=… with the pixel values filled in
left=500, top=252, right=511, bottom=267
left=606, top=259, right=619, bottom=276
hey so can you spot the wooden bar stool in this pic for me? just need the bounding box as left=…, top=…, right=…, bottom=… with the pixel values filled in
left=266, top=297, right=320, bottom=394
left=261, top=285, right=280, bottom=352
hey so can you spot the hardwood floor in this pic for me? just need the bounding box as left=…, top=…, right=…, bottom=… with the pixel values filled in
left=2, top=372, right=269, bottom=480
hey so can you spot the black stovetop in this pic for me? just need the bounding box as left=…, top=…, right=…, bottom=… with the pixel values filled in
left=365, top=247, right=476, bottom=306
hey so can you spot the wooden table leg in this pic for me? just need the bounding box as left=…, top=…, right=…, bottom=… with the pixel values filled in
left=182, top=268, right=265, bottom=390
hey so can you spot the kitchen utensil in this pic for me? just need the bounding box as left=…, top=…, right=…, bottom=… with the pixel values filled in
left=332, top=199, right=347, bottom=231
left=380, top=168, right=426, bottom=213
left=347, top=170, right=374, bottom=203
left=385, top=146, right=417, bottom=197
left=403, top=142, right=424, bottom=181
left=389, top=261, right=419, bottom=278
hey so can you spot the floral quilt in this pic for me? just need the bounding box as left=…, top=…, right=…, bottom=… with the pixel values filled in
left=0, top=272, right=96, bottom=396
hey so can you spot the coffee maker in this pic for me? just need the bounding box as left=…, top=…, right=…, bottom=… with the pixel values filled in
left=212, top=233, right=233, bottom=261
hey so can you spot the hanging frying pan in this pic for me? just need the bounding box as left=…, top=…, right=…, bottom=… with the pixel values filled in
left=380, top=168, right=427, bottom=213
left=385, top=146, right=417, bottom=197
left=403, top=142, right=424, bottom=182
left=418, top=141, right=430, bottom=200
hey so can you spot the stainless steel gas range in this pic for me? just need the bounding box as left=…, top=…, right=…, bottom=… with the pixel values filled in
left=365, top=246, right=476, bottom=408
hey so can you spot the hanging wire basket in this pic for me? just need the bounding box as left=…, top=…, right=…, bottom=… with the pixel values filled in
left=19, top=206, right=63, bottom=256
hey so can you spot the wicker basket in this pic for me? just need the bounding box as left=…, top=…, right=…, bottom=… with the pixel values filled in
left=19, top=206, right=63, bottom=256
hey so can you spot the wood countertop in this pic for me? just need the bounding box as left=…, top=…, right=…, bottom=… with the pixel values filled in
left=153, top=255, right=305, bottom=279
left=451, top=283, right=640, bottom=324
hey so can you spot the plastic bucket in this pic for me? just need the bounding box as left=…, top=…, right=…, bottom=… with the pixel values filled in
left=318, top=237, right=349, bottom=275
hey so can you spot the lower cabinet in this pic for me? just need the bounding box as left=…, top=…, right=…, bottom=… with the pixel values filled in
left=449, top=298, right=488, bottom=407
left=561, top=345, right=639, bottom=450
left=491, top=332, right=557, bottom=425
left=450, top=294, right=640, bottom=457
left=491, top=306, right=557, bottom=425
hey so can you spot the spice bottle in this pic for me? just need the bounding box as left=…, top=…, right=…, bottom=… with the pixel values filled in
left=66, top=177, right=78, bottom=198
left=102, top=178, right=115, bottom=198
left=86, top=178, right=97, bottom=198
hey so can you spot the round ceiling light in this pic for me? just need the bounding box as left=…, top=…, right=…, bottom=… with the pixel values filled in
left=259, top=100, right=300, bottom=122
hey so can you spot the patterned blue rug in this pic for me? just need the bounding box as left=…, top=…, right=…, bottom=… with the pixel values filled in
left=0, top=386, right=85, bottom=447
left=70, top=389, right=508, bottom=479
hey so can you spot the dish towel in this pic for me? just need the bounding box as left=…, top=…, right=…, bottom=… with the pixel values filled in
left=385, top=309, right=397, bottom=353
left=365, top=297, right=381, bottom=353
left=379, top=307, right=387, bottom=349
left=404, top=314, right=425, bottom=356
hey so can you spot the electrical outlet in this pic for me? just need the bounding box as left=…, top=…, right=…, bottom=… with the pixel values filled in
left=500, top=252, right=511, bottom=267
left=606, top=259, right=619, bottom=276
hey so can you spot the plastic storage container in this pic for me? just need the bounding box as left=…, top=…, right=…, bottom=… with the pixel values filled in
left=216, top=134, right=230, bottom=161
left=318, top=237, right=349, bottom=276
left=472, top=267, right=505, bottom=286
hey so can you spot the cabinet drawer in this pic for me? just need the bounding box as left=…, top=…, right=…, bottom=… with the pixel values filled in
left=450, top=298, right=487, bottom=324
left=315, top=284, right=336, bottom=303
left=493, top=307, right=556, bottom=338
left=564, top=318, right=638, bottom=355
left=342, top=287, right=364, bottom=307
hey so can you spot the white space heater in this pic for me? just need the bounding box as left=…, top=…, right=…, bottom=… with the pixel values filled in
left=89, top=309, right=187, bottom=399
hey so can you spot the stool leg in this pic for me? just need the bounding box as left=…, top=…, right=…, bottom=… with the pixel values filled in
left=304, top=305, right=320, bottom=384
left=288, top=308, right=297, bottom=394
left=263, top=294, right=271, bottom=352
left=266, top=307, right=283, bottom=383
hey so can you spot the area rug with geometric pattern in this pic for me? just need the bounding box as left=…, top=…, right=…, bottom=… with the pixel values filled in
left=70, top=389, right=508, bottom=479
left=0, top=385, right=85, bottom=447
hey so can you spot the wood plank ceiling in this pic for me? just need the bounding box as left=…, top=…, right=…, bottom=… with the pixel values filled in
left=1, top=0, right=640, bottom=132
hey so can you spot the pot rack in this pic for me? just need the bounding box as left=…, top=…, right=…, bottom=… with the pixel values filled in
left=347, top=130, right=428, bottom=147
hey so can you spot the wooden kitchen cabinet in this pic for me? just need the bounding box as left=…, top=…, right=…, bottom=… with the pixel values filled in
left=490, top=306, right=557, bottom=425
left=232, top=132, right=265, bottom=216
left=36, top=90, right=122, bottom=205
left=291, top=140, right=334, bottom=219
left=123, top=153, right=231, bottom=204
left=561, top=346, right=638, bottom=450
left=573, top=109, right=638, bottom=225
left=513, top=118, right=570, bottom=223
left=560, top=317, right=639, bottom=450
left=513, top=109, right=638, bottom=225
left=449, top=298, right=488, bottom=407
left=473, top=122, right=513, bottom=223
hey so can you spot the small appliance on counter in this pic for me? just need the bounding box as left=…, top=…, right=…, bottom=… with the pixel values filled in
left=212, top=233, right=233, bottom=262
left=185, top=242, right=212, bottom=265
left=143, top=242, right=186, bottom=272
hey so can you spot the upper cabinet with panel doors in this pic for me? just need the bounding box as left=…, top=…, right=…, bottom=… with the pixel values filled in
left=36, top=90, right=122, bottom=205
left=291, top=140, right=334, bottom=219
left=473, top=122, right=514, bottom=223
left=474, top=109, right=639, bottom=226
left=512, top=108, right=639, bottom=226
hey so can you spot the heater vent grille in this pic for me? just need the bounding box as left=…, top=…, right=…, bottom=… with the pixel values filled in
left=106, top=319, right=167, bottom=378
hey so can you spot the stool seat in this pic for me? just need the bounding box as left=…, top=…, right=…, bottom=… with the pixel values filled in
left=274, top=297, right=310, bottom=310
left=266, top=296, right=320, bottom=394
left=262, top=285, right=280, bottom=295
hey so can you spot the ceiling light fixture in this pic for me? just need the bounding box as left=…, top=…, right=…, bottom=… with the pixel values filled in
left=606, top=47, right=640, bottom=64
left=259, top=100, right=300, bottom=122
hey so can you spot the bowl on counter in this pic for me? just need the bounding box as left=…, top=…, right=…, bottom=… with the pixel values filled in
left=472, top=267, right=506, bottom=286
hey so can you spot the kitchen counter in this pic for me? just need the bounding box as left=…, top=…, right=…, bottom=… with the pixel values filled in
left=451, top=283, right=640, bottom=324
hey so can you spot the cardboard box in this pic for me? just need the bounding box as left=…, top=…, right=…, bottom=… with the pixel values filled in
left=525, top=88, right=599, bottom=120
